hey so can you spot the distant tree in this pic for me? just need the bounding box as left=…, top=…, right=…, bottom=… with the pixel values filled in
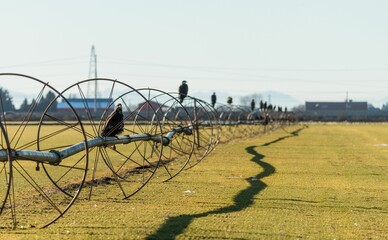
left=292, top=104, right=305, bottom=113
left=30, top=99, right=37, bottom=110
left=20, top=91, right=58, bottom=112
left=19, top=98, right=30, bottom=112
left=367, top=103, right=376, bottom=110
left=382, top=103, right=388, bottom=111
left=239, top=93, right=262, bottom=106
left=260, top=100, right=264, bottom=110
left=36, top=95, right=47, bottom=112
left=43, top=91, right=57, bottom=112
left=0, top=88, right=15, bottom=112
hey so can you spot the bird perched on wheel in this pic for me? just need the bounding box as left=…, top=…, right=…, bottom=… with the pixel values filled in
left=101, top=103, right=124, bottom=137
left=178, top=80, right=188, bottom=103
left=211, top=92, right=217, bottom=107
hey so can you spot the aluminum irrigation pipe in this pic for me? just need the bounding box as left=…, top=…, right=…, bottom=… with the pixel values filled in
left=0, top=126, right=193, bottom=164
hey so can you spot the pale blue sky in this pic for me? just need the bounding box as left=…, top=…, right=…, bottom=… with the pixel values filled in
left=1, top=0, right=388, bottom=107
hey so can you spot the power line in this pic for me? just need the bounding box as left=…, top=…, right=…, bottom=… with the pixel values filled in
left=0, top=56, right=88, bottom=69
left=98, top=56, right=388, bottom=72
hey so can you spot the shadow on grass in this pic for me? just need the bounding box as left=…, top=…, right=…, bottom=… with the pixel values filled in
left=146, top=127, right=305, bottom=239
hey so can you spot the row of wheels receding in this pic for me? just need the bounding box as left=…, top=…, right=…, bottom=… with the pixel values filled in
left=0, top=73, right=281, bottom=229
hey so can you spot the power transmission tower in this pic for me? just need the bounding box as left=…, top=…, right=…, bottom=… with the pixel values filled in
left=87, top=45, right=98, bottom=112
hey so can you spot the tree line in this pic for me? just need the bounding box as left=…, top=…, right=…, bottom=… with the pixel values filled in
left=0, top=88, right=57, bottom=113
left=239, top=93, right=287, bottom=112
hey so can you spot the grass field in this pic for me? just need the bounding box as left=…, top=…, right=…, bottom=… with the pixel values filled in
left=0, top=123, right=387, bottom=239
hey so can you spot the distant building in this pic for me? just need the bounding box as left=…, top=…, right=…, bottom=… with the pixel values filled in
left=305, top=100, right=368, bottom=121
left=306, top=101, right=367, bottom=111
left=57, top=98, right=114, bottom=119
left=135, top=101, right=162, bottom=111
left=134, top=100, right=165, bottom=120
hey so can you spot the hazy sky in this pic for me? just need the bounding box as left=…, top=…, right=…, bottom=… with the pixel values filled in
left=1, top=0, right=388, bottom=107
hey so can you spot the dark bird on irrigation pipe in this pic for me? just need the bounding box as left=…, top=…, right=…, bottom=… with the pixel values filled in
left=211, top=92, right=217, bottom=107
left=101, top=103, right=124, bottom=137
left=178, top=80, right=188, bottom=103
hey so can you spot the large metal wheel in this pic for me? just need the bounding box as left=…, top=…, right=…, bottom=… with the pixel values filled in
left=247, top=110, right=264, bottom=136
left=0, top=73, right=88, bottom=229
left=0, top=122, right=12, bottom=226
left=57, top=79, right=164, bottom=200
left=217, top=104, right=238, bottom=142
left=198, top=99, right=222, bottom=147
left=136, top=88, right=195, bottom=181
left=235, top=106, right=251, bottom=138
left=178, top=96, right=219, bottom=168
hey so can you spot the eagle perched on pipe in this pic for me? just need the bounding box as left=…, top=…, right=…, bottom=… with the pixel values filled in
left=101, top=103, right=124, bottom=137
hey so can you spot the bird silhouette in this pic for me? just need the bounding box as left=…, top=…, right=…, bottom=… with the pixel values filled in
left=211, top=92, right=217, bottom=107
left=178, top=80, right=188, bottom=103
left=101, top=103, right=124, bottom=137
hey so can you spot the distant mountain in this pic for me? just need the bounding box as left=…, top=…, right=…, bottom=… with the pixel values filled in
left=373, top=97, right=388, bottom=109
left=259, top=91, right=302, bottom=109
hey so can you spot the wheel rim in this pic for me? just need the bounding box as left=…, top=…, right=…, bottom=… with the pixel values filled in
left=0, top=73, right=88, bottom=228
left=0, top=121, right=13, bottom=227
left=136, top=88, right=195, bottom=181
left=57, top=79, right=164, bottom=200
left=178, top=96, right=217, bottom=168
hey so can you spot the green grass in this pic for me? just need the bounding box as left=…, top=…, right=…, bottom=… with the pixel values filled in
left=1, top=123, right=387, bottom=239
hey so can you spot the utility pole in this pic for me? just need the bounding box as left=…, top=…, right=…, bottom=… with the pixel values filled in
left=88, top=45, right=98, bottom=112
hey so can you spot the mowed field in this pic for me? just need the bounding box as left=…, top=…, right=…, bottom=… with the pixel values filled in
left=1, top=123, right=387, bottom=239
